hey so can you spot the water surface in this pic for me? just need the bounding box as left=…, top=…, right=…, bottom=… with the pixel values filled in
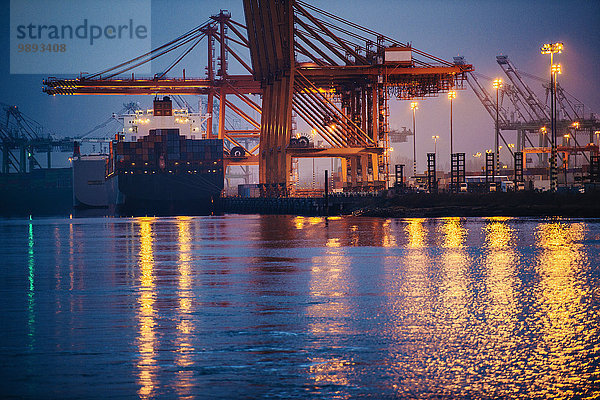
left=1, top=215, right=599, bottom=398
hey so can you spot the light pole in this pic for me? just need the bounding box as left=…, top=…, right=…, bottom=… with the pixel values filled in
left=541, top=42, right=563, bottom=191
left=432, top=135, right=439, bottom=157
left=448, top=90, right=456, bottom=156
left=541, top=126, right=547, bottom=144
left=508, top=143, right=515, bottom=169
left=493, top=79, right=503, bottom=176
left=571, top=121, right=579, bottom=170
left=564, top=133, right=570, bottom=182
left=552, top=63, right=562, bottom=181
left=595, top=131, right=600, bottom=146
left=411, top=101, right=418, bottom=176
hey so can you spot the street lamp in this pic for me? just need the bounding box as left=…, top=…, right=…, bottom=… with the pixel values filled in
left=563, top=133, right=571, bottom=177
left=411, top=101, right=418, bottom=176
left=541, top=42, right=563, bottom=191
left=595, top=131, right=600, bottom=145
left=448, top=90, right=456, bottom=156
left=432, top=135, right=439, bottom=156
left=552, top=64, right=562, bottom=76
left=493, top=78, right=503, bottom=176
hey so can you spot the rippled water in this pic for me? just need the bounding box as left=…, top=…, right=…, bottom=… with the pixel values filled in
left=1, top=215, right=599, bottom=399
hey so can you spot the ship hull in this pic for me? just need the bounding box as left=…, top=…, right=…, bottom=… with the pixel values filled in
left=116, top=171, right=222, bottom=215
left=73, top=156, right=119, bottom=208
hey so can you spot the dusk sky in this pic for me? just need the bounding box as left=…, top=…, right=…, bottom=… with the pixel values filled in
left=1, top=0, right=599, bottom=172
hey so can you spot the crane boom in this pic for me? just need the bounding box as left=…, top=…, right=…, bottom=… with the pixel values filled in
left=496, top=55, right=549, bottom=121
left=454, top=57, right=508, bottom=125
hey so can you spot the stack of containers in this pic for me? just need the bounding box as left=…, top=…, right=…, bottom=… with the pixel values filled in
left=113, top=129, right=223, bottom=175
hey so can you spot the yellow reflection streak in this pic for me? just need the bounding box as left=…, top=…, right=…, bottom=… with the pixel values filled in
left=307, top=241, right=354, bottom=390
left=442, top=217, right=466, bottom=248
left=382, top=218, right=429, bottom=396
left=294, top=216, right=305, bottom=230
left=309, top=357, right=354, bottom=388
left=406, top=218, right=425, bottom=248
left=350, top=225, right=359, bottom=246
left=439, top=217, right=469, bottom=318
left=481, top=218, right=519, bottom=388
left=326, top=238, right=341, bottom=247
left=425, top=218, right=471, bottom=393
left=69, top=223, right=74, bottom=292
left=136, top=217, right=157, bottom=399
left=533, top=222, right=591, bottom=395
left=175, top=217, right=195, bottom=399
left=382, top=219, right=397, bottom=248
left=484, top=219, right=517, bottom=313
left=308, top=217, right=324, bottom=225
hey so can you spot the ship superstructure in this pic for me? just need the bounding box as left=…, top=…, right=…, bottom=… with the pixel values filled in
left=119, top=97, right=211, bottom=142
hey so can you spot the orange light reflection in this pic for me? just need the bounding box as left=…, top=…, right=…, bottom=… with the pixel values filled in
left=406, top=218, right=425, bottom=248
left=482, top=217, right=520, bottom=389
left=382, top=219, right=397, bottom=247
left=383, top=218, right=430, bottom=396
left=307, top=239, right=354, bottom=391
left=136, top=217, right=157, bottom=399
left=175, top=217, right=195, bottom=398
left=533, top=222, right=593, bottom=395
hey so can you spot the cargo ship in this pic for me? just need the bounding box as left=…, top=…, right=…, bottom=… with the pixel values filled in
left=73, top=97, right=224, bottom=214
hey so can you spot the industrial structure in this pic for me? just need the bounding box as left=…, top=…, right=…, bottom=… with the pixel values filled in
left=0, top=102, right=72, bottom=173
left=455, top=55, right=600, bottom=189
left=42, top=0, right=471, bottom=196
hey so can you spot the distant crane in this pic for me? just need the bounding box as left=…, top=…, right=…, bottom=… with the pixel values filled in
left=456, top=55, right=599, bottom=176
left=0, top=103, right=72, bottom=173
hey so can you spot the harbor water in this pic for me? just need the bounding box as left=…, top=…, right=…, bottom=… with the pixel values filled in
left=1, top=215, right=599, bottom=398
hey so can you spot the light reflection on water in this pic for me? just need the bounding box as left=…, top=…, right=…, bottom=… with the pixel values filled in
left=533, top=222, right=593, bottom=397
left=175, top=216, right=195, bottom=399
left=308, top=230, right=354, bottom=395
left=0, top=215, right=599, bottom=398
left=27, top=222, right=35, bottom=347
left=137, top=217, right=157, bottom=399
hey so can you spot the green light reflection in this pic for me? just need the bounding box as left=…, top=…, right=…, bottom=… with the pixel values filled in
left=27, top=222, right=35, bottom=347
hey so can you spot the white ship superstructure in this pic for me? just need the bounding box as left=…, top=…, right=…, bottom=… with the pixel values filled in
left=120, top=97, right=211, bottom=142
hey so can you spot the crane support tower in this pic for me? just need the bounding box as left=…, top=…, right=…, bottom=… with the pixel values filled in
left=456, top=55, right=599, bottom=186
left=43, top=1, right=472, bottom=195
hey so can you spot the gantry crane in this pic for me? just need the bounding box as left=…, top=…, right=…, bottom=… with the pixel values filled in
left=457, top=54, right=599, bottom=179
left=0, top=103, right=73, bottom=173
left=44, top=12, right=262, bottom=169
left=243, top=0, right=470, bottom=193
left=43, top=0, right=471, bottom=195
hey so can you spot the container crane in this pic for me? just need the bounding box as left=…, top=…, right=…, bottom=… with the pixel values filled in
left=43, top=0, right=472, bottom=195
left=459, top=54, right=599, bottom=182
left=0, top=103, right=73, bottom=173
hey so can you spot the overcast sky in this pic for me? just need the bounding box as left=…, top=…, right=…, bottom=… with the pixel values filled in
left=1, top=0, right=599, bottom=172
